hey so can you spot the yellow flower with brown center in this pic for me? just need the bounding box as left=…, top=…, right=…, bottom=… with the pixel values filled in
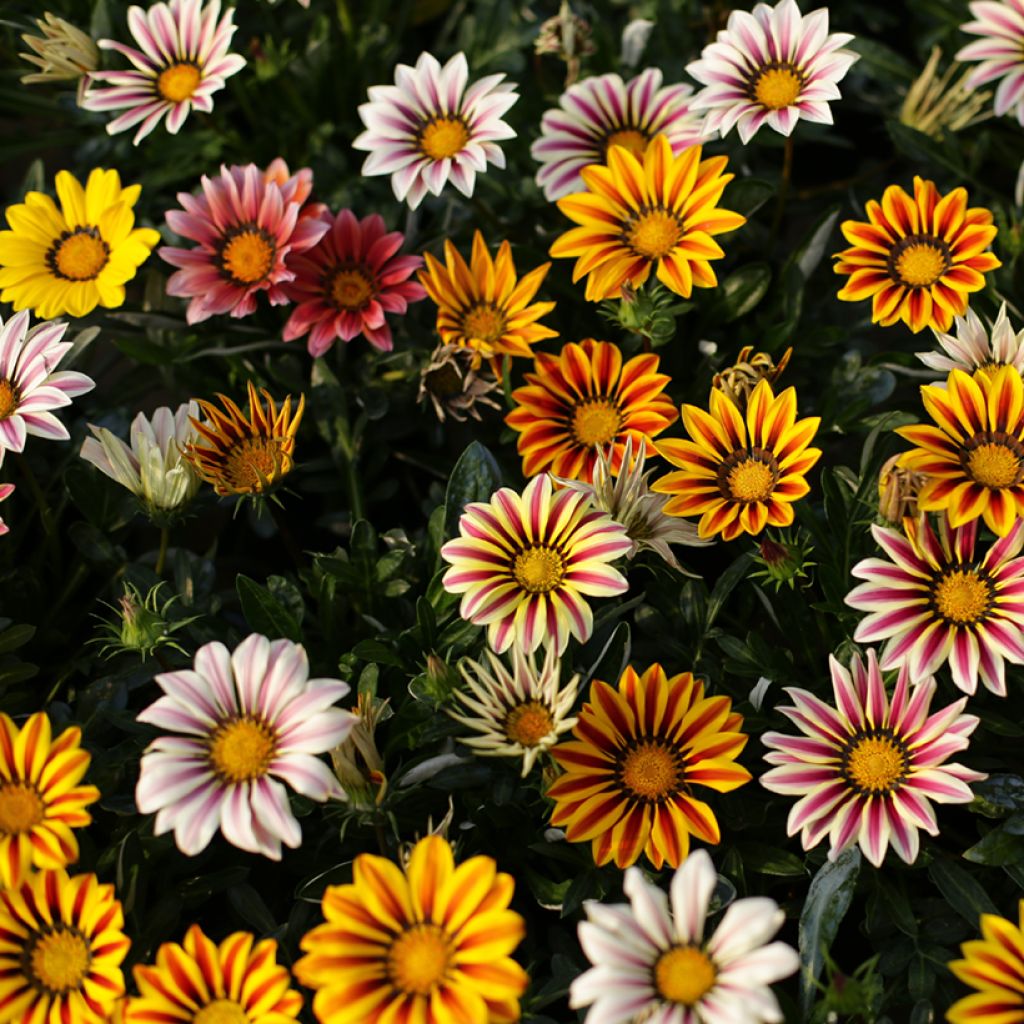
left=418, top=230, right=557, bottom=361
left=547, top=663, right=751, bottom=869
left=653, top=378, right=822, bottom=541
left=184, top=381, right=304, bottom=497
left=294, top=835, right=528, bottom=1024
left=833, top=176, right=1001, bottom=334
left=0, top=869, right=130, bottom=1024
left=506, top=338, right=678, bottom=481
left=549, top=133, right=746, bottom=302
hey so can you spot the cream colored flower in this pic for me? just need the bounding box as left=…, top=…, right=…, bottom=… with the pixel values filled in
left=900, top=47, right=991, bottom=139
left=19, top=13, right=98, bottom=99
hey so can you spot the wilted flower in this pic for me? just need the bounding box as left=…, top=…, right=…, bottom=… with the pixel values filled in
left=417, top=343, right=502, bottom=423
left=534, top=1, right=595, bottom=85
left=877, top=453, right=926, bottom=524
left=713, top=345, right=792, bottom=409
left=19, top=12, right=98, bottom=98
left=900, top=46, right=991, bottom=139
left=93, top=582, right=198, bottom=660
left=330, top=692, right=390, bottom=810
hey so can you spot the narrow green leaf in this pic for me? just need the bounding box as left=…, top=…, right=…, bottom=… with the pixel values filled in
left=927, top=857, right=999, bottom=924
left=236, top=575, right=303, bottom=642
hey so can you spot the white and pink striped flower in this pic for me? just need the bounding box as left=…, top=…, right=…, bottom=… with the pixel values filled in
left=570, top=848, right=799, bottom=1024
left=135, top=633, right=357, bottom=860
left=530, top=68, right=707, bottom=202
left=761, top=649, right=984, bottom=867
left=916, top=303, right=1024, bottom=378
left=353, top=51, right=518, bottom=210
left=81, top=0, right=245, bottom=145
left=957, top=0, right=1024, bottom=124
left=0, top=311, right=94, bottom=460
left=686, top=0, right=858, bottom=144
left=846, top=515, right=1024, bottom=696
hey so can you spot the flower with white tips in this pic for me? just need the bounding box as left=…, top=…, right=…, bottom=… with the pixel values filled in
left=916, top=303, right=1024, bottom=378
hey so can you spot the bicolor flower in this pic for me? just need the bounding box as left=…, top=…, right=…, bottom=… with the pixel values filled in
left=957, top=0, right=1024, bottom=125
left=916, top=303, right=1024, bottom=378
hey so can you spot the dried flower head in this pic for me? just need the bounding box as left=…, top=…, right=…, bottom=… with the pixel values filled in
left=534, top=1, right=595, bottom=85
left=877, top=453, right=927, bottom=524
left=331, top=692, right=390, bottom=811
left=900, top=46, right=991, bottom=139
left=713, top=345, right=792, bottom=409
left=418, top=344, right=502, bottom=423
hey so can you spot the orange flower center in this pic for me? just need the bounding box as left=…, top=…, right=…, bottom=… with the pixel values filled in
left=512, top=545, right=565, bottom=594
left=965, top=440, right=1022, bottom=489
left=0, top=782, right=44, bottom=835
left=604, top=128, right=649, bottom=159
left=223, top=437, right=290, bottom=494
left=841, top=729, right=908, bottom=794
left=47, top=227, right=109, bottom=281
left=504, top=700, right=555, bottom=747
left=157, top=61, right=202, bottom=102
left=751, top=63, right=803, bottom=109
left=625, top=209, right=682, bottom=260
left=889, top=234, right=950, bottom=288
left=330, top=267, right=375, bottom=310
left=0, top=379, right=20, bottom=419
left=386, top=924, right=453, bottom=996
left=461, top=302, right=507, bottom=345
left=619, top=740, right=679, bottom=801
left=26, top=927, right=91, bottom=994
left=571, top=399, right=621, bottom=447
left=418, top=116, right=470, bottom=160
left=933, top=568, right=992, bottom=625
left=720, top=450, right=779, bottom=503
left=654, top=945, right=717, bottom=1006
left=208, top=716, right=277, bottom=783
left=219, top=227, right=276, bottom=285
left=193, top=1000, right=249, bottom=1024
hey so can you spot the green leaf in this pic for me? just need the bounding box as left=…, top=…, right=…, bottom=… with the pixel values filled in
left=0, top=624, right=35, bottom=655
left=443, top=442, right=502, bottom=539
left=236, top=575, right=303, bottom=642
left=726, top=179, right=775, bottom=218
left=792, top=207, right=842, bottom=280
left=971, top=774, right=1024, bottom=818
left=928, top=857, right=999, bottom=925
left=962, top=818, right=1024, bottom=866
left=705, top=553, right=754, bottom=629
left=710, top=264, right=772, bottom=323
left=732, top=843, right=807, bottom=877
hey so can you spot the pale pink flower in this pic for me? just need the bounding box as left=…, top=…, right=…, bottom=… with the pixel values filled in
left=916, top=303, right=1024, bottom=378
left=957, top=0, right=1024, bottom=124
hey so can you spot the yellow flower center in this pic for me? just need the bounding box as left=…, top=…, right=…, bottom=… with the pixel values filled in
left=219, top=228, right=276, bottom=285
left=966, top=441, right=1022, bottom=488
left=504, top=700, right=555, bottom=747
left=208, top=717, right=276, bottom=783
left=626, top=209, right=682, bottom=260
left=894, top=242, right=948, bottom=288
left=386, top=924, right=452, bottom=996
left=330, top=267, right=375, bottom=311
left=418, top=116, right=470, bottom=160
left=933, top=568, right=992, bottom=624
left=654, top=946, right=718, bottom=1005
left=156, top=61, right=202, bottom=102
left=604, top=128, right=649, bottom=158
left=461, top=303, right=507, bottom=345
left=0, top=782, right=45, bottom=835
left=192, top=999, right=250, bottom=1024
left=841, top=731, right=908, bottom=794
left=512, top=546, right=565, bottom=594
left=223, top=437, right=289, bottom=494
left=619, top=741, right=679, bottom=801
left=752, top=65, right=803, bottom=109
left=0, top=379, right=20, bottom=419
left=571, top=399, right=622, bottom=447
left=49, top=228, right=109, bottom=281
left=726, top=458, right=776, bottom=502
left=27, top=928, right=91, bottom=994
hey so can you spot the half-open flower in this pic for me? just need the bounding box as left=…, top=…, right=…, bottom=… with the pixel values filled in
left=916, top=303, right=1024, bottom=378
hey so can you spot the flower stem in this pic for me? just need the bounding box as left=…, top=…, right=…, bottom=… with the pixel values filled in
left=17, top=454, right=59, bottom=564
left=771, top=135, right=795, bottom=236
left=155, top=526, right=170, bottom=576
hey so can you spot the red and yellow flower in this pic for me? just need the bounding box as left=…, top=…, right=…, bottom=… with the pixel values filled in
left=947, top=900, right=1024, bottom=1024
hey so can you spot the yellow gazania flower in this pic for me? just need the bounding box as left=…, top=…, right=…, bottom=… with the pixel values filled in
left=947, top=900, right=1024, bottom=1023
left=0, top=711, right=99, bottom=889
left=294, top=835, right=528, bottom=1024
left=653, top=378, right=822, bottom=541
left=418, top=230, right=557, bottom=360
left=0, top=168, right=159, bottom=319
left=184, top=380, right=304, bottom=496
left=124, top=924, right=302, bottom=1024
left=549, top=133, right=746, bottom=302
left=897, top=365, right=1024, bottom=537
left=0, top=868, right=130, bottom=1024
left=547, top=664, right=751, bottom=869
left=833, top=175, right=1001, bottom=334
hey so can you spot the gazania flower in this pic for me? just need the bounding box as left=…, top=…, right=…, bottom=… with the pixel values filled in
left=418, top=343, right=502, bottom=422
left=653, top=379, right=822, bottom=541
left=570, top=849, right=798, bottom=1024
left=917, top=302, right=1024, bottom=378
left=833, top=176, right=1001, bottom=334
left=957, top=0, right=1024, bottom=125
left=294, top=835, right=528, bottom=1024
left=330, top=692, right=389, bottom=811
left=550, top=134, right=746, bottom=302
left=81, top=0, right=245, bottom=145
left=19, top=12, right=98, bottom=97
left=354, top=51, right=518, bottom=209
left=161, top=161, right=328, bottom=324
left=282, top=209, right=425, bottom=356
left=0, top=711, right=100, bottom=889
left=761, top=649, right=984, bottom=866
left=531, top=67, right=707, bottom=201
left=896, top=365, right=1024, bottom=536
left=846, top=515, right=1024, bottom=696
left=0, top=484, right=12, bottom=536
left=506, top=338, right=677, bottom=481
left=0, top=311, right=94, bottom=459
left=124, top=924, right=302, bottom=1024
left=547, top=664, right=751, bottom=869
left=135, top=633, right=356, bottom=859
left=184, top=381, right=304, bottom=497
left=440, top=473, right=632, bottom=655
left=0, top=168, right=159, bottom=319
left=900, top=46, right=991, bottom=140
left=0, top=869, right=129, bottom=1024
left=419, top=231, right=557, bottom=361
left=947, top=900, right=1024, bottom=1024
left=686, top=0, right=858, bottom=143
left=450, top=643, right=580, bottom=776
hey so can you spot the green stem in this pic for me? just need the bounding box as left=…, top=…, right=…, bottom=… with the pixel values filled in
left=771, top=135, right=795, bottom=236
left=345, top=448, right=365, bottom=523
left=269, top=500, right=304, bottom=569
left=155, top=526, right=170, bottom=577
left=17, top=455, right=58, bottom=563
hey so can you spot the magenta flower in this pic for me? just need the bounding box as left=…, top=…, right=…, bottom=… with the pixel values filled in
left=761, top=649, right=984, bottom=867
left=282, top=209, right=425, bottom=356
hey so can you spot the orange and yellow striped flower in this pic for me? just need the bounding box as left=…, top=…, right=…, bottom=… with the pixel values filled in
left=0, top=711, right=99, bottom=889
left=549, top=133, right=746, bottom=302
left=506, top=338, right=677, bottom=481
left=295, top=835, right=528, bottom=1024
left=897, top=365, right=1024, bottom=536
left=947, top=900, right=1024, bottom=1024
left=185, top=380, right=304, bottom=497
left=547, top=664, right=751, bottom=869
left=0, top=868, right=129, bottom=1024
left=834, top=176, right=1001, bottom=334
left=418, top=230, right=557, bottom=361
left=124, top=924, right=302, bottom=1024
left=653, top=379, right=822, bottom=541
